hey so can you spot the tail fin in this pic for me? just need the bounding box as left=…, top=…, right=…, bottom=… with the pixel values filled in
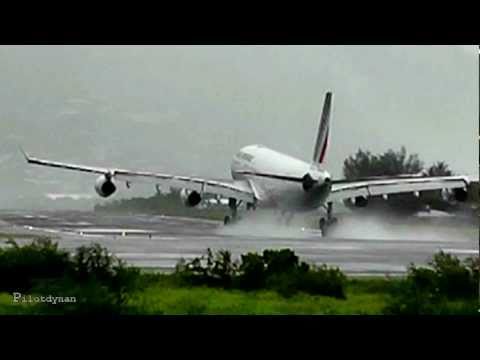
left=312, top=92, right=333, bottom=164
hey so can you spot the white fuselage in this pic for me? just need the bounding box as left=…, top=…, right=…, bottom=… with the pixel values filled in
left=231, top=144, right=332, bottom=211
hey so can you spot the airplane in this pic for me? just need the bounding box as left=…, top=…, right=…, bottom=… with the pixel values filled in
left=21, top=92, right=472, bottom=235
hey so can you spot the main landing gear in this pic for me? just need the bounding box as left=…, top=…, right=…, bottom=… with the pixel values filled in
left=223, top=198, right=257, bottom=225
left=319, top=202, right=338, bottom=236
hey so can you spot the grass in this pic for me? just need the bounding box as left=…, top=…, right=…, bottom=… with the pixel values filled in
left=122, top=273, right=480, bottom=315
left=124, top=275, right=392, bottom=315
left=0, top=293, right=40, bottom=314
left=1, top=275, right=477, bottom=315
left=0, top=275, right=390, bottom=315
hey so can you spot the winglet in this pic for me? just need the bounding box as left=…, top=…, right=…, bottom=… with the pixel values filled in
left=19, top=146, right=31, bottom=162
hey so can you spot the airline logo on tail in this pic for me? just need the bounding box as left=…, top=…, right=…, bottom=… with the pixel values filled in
left=312, top=92, right=333, bottom=165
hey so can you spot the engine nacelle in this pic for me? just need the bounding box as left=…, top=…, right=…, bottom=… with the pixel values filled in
left=94, top=175, right=117, bottom=198
left=302, top=172, right=331, bottom=192
left=353, top=196, right=368, bottom=207
left=180, top=188, right=202, bottom=207
left=302, top=173, right=316, bottom=192
left=453, top=188, right=468, bottom=202
left=442, top=188, right=468, bottom=202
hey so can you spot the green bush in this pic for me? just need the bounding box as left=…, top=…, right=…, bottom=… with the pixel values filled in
left=210, top=249, right=237, bottom=288
left=429, top=252, right=474, bottom=299
left=265, top=272, right=299, bottom=298
left=69, top=243, right=140, bottom=294
left=407, top=267, right=438, bottom=293
left=71, top=244, right=118, bottom=282
left=32, top=277, right=128, bottom=315
left=384, top=252, right=479, bottom=315
left=237, top=252, right=266, bottom=290
left=0, top=237, right=71, bottom=292
left=384, top=274, right=443, bottom=315
left=263, top=249, right=301, bottom=275
left=297, top=265, right=347, bottom=299
left=177, top=248, right=347, bottom=299
left=384, top=279, right=478, bottom=315
left=237, top=249, right=307, bottom=293
left=0, top=239, right=142, bottom=314
left=177, top=248, right=238, bottom=288
left=66, top=244, right=141, bottom=310
left=464, top=256, right=479, bottom=286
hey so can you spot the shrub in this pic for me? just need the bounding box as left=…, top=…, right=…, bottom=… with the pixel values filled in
left=210, top=249, right=237, bottom=288
left=67, top=244, right=141, bottom=307
left=0, top=237, right=71, bottom=292
left=384, top=252, right=479, bottom=315
left=464, top=256, right=479, bottom=288
left=177, top=248, right=237, bottom=288
left=71, top=244, right=118, bottom=283
left=265, top=272, right=299, bottom=298
left=33, top=277, right=128, bottom=315
left=297, top=265, right=347, bottom=299
left=429, top=252, right=476, bottom=299
left=262, top=264, right=346, bottom=299
left=384, top=266, right=442, bottom=315
left=384, top=280, right=444, bottom=315
left=176, top=248, right=347, bottom=299
left=237, top=252, right=266, bottom=290
left=263, top=249, right=301, bottom=275
left=407, top=266, right=438, bottom=294
left=0, top=239, right=142, bottom=314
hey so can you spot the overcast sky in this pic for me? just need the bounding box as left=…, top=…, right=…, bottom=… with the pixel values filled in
left=0, top=45, right=477, bottom=209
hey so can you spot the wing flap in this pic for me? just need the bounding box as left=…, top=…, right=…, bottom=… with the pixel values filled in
left=329, top=176, right=470, bottom=202
left=115, top=170, right=255, bottom=202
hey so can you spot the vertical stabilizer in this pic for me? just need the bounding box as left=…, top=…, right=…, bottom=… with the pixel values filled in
left=312, top=92, right=333, bottom=164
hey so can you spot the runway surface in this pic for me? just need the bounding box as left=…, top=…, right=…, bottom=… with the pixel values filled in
left=0, top=210, right=478, bottom=275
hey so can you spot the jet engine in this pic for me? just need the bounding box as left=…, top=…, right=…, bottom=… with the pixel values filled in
left=353, top=196, right=368, bottom=207
left=180, top=188, right=202, bottom=207
left=302, top=172, right=331, bottom=192
left=94, top=175, right=117, bottom=198
left=302, top=173, right=317, bottom=192
left=441, top=188, right=468, bottom=202
left=453, top=188, right=468, bottom=202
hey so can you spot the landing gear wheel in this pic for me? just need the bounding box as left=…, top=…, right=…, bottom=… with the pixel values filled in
left=319, top=218, right=327, bottom=235
left=224, top=215, right=231, bottom=226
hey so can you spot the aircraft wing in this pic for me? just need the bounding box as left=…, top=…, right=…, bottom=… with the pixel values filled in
left=22, top=151, right=256, bottom=203
left=328, top=175, right=470, bottom=202
left=114, top=171, right=256, bottom=202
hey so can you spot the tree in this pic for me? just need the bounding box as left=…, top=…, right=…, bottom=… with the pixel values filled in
left=342, top=147, right=458, bottom=214
left=343, top=146, right=424, bottom=180
left=427, top=161, right=452, bottom=176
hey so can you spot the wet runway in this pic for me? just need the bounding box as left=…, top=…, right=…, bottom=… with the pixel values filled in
left=0, top=210, right=478, bottom=275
